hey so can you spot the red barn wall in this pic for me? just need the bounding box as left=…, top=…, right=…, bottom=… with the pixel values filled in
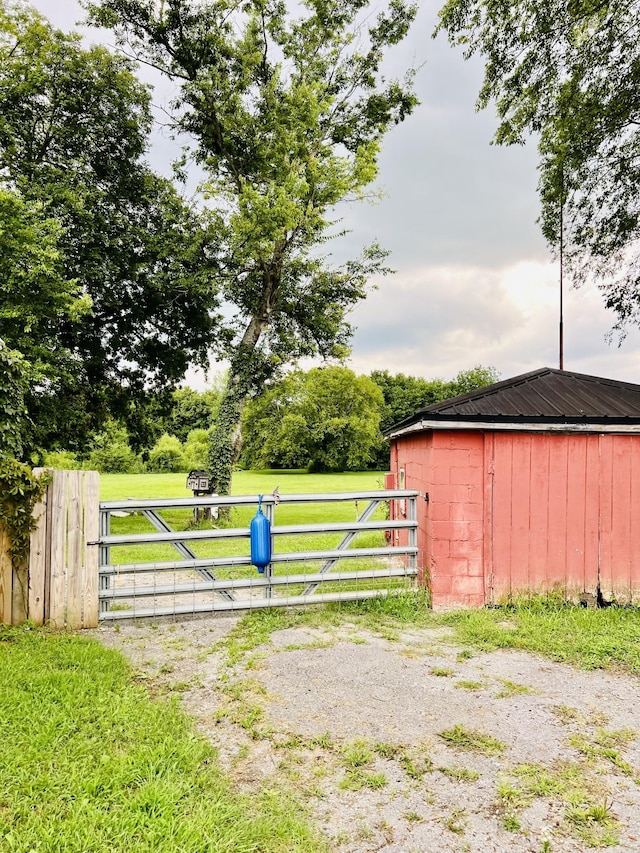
left=391, top=429, right=640, bottom=607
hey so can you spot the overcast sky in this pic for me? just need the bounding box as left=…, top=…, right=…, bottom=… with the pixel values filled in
left=33, top=0, right=640, bottom=386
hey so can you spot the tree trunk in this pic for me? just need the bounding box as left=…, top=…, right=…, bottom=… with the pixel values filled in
left=207, top=254, right=285, bottom=494
left=207, top=373, right=249, bottom=495
left=207, top=314, right=270, bottom=495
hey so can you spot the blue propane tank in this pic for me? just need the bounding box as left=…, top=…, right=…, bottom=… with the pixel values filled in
left=250, top=496, right=271, bottom=573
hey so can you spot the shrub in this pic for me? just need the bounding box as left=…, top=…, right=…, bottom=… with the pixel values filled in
left=87, top=421, right=144, bottom=474
left=41, top=450, right=82, bottom=470
left=88, top=443, right=144, bottom=474
left=183, top=428, right=210, bottom=470
left=147, top=433, right=187, bottom=473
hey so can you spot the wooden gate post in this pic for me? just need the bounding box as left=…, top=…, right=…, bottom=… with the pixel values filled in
left=24, top=469, right=100, bottom=629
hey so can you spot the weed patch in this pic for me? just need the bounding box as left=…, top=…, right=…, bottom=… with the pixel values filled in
left=430, top=666, right=454, bottom=677
left=569, top=729, right=636, bottom=775
left=498, top=761, right=620, bottom=848
left=438, top=725, right=506, bottom=756
left=437, top=597, right=640, bottom=673
left=495, top=678, right=536, bottom=698
left=438, top=765, right=480, bottom=783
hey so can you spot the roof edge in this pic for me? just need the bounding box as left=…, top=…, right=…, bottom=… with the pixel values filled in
left=386, top=419, right=640, bottom=439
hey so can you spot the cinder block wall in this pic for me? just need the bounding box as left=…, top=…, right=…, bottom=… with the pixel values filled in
left=391, top=431, right=486, bottom=608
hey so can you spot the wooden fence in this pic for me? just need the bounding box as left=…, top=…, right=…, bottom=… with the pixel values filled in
left=0, top=469, right=99, bottom=629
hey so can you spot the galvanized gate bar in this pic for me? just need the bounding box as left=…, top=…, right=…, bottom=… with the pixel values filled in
left=100, top=518, right=415, bottom=547
left=99, top=589, right=400, bottom=620
left=99, top=544, right=418, bottom=576
left=99, top=489, right=417, bottom=512
left=303, top=498, right=383, bottom=596
left=140, top=508, right=202, bottom=562
left=97, top=489, right=420, bottom=619
left=99, top=567, right=416, bottom=600
left=140, top=508, right=235, bottom=601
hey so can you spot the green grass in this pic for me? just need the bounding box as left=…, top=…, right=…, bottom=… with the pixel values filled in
left=99, top=470, right=392, bottom=586
left=438, top=765, right=480, bottom=783
left=99, top=470, right=385, bottom=502
left=500, top=762, right=621, bottom=847
left=437, top=598, right=640, bottom=673
left=430, top=666, right=455, bottom=677
left=437, top=725, right=506, bottom=756
left=0, top=624, right=324, bottom=853
left=454, top=679, right=485, bottom=691
left=495, top=678, right=536, bottom=698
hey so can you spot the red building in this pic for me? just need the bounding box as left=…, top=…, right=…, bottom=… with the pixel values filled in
left=386, top=368, right=640, bottom=608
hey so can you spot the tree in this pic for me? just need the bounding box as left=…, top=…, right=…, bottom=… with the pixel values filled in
left=435, top=0, right=640, bottom=335
left=370, top=365, right=499, bottom=466
left=371, top=371, right=451, bottom=435
left=166, top=388, right=222, bottom=443
left=241, top=367, right=384, bottom=472
left=371, top=365, right=499, bottom=433
left=0, top=340, right=28, bottom=461
left=87, top=0, right=419, bottom=492
left=448, top=365, right=500, bottom=397
left=0, top=185, right=90, bottom=459
left=0, top=2, right=219, bottom=453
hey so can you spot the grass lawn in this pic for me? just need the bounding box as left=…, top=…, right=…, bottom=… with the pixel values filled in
left=0, top=625, right=325, bottom=853
left=99, top=469, right=386, bottom=502
left=99, top=470, right=392, bottom=573
left=436, top=598, right=640, bottom=674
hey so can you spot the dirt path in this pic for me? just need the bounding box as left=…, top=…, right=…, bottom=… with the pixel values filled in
left=95, top=615, right=640, bottom=852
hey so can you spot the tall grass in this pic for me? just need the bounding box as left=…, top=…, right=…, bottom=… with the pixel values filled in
left=0, top=625, right=325, bottom=853
left=437, top=598, right=640, bottom=673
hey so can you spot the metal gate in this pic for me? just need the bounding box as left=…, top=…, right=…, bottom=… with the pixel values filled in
left=98, top=489, right=419, bottom=620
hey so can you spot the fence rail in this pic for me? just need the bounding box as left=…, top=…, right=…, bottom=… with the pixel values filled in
left=98, top=489, right=419, bottom=620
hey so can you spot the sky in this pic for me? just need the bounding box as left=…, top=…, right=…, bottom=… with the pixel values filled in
left=32, top=0, right=640, bottom=387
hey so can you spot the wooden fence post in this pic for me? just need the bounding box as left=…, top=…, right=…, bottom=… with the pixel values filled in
left=24, top=469, right=100, bottom=629
left=28, top=468, right=49, bottom=626
left=83, top=472, right=100, bottom=628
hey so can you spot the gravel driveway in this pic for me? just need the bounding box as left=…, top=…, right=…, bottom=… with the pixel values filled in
left=95, top=613, right=640, bottom=852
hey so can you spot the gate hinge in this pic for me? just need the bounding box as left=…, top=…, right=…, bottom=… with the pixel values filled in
left=423, top=492, right=429, bottom=503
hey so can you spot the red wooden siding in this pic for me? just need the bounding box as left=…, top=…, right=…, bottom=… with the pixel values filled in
left=392, top=429, right=640, bottom=607
left=488, top=433, right=640, bottom=604
left=489, top=434, right=598, bottom=601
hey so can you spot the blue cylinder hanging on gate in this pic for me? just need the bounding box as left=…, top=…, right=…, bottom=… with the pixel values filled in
left=250, top=495, right=271, bottom=574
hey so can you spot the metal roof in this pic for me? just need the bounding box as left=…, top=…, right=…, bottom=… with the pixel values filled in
left=386, top=367, right=640, bottom=436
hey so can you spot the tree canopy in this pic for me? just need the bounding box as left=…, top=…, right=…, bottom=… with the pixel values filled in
left=436, top=0, right=640, bottom=334
left=241, top=367, right=384, bottom=472
left=0, top=1, right=220, bottom=455
left=0, top=340, right=28, bottom=461
left=371, top=365, right=500, bottom=433
left=87, top=0, right=419, bottom=492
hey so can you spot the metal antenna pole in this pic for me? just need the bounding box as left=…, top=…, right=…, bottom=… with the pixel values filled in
left=559, top=180, right=564, bottom=370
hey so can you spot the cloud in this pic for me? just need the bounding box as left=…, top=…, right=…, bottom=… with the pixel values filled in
left=30, top=0, right=640, bottom=390
left=347, top=260, right=640, bottom=383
